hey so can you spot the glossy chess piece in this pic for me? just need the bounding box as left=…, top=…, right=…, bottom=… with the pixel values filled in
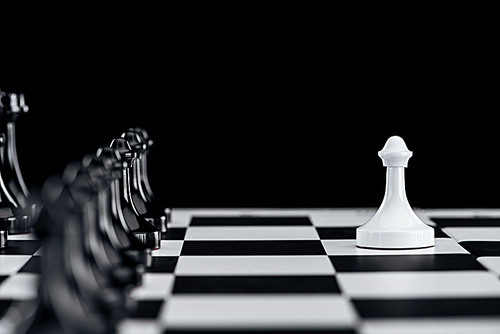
left=121, top=129, right=167, bottom=232
left=0, top=91, right=35, bottom=234
left=356, top=136, right=434, bottom=249
left=100, top=140, right=161, bottom=250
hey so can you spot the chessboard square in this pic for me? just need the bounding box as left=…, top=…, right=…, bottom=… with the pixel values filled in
left=477, top=257, right=500, bottom=276
left=432, top=218, right=500, bottom=227
left=161, top=228, right=186, bottom=240
left=0, top=273, right=39, bottom=300
left=444, top=227, right=500, bottom=242
left=460, top=241, right=500, bottom=257
left=432, top=227, right=450, bottom=238
left=0, top=300, right=12, bottom=318
left=146, top=257, right=178, bottom=273
left=0, top=240, right=41, bottom=255
left=330, top=254, right=485, bottom=272
left=162, top=294, right=357, bottom=330
left=337, top=271, right=500, bottom=299
left=181, top=241, right=326, bottom=256
left=128, top=300, right=164, bottom=318
left=152, top=241, right=183, bottom=256
left=322, top=238, right=467, bottom=256
left=0, top=255, right=31, bottom=275
left=354, top=298, right=500, bottom=318
left=128, top=274, right=174, bottom=300
left=309, top=209, right=376, bottom=227
left=175, top=256, right=335, bottom=276
left=190, top=216, right=312, bottom=226
left=316, top=227, right=357, bottom=240
left=361, top=317, right=500, bottom=334
left=184, top=226, right=319, bottom=240
left=172, top=276, right=340, bottom=294
left=116, top=319, right=162, bottom=334
left=19, top=256, right=42, bottom=274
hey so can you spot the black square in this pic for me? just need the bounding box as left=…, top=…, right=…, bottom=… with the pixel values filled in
left=180, top=241, right=326, bottom=256
left=330, top=254, right=485, bottom=272
left=354, top=298, right=500, bottom=317
left=128, top=300, right=163, bottom=318
left=190, top=216, right=312, bottom=226
left=0, top=300, right=12, bottom=318
left=433, top=227, right=450, bottom=238
left=173, top=276, right=340, bottom=294
left=0, top=276, right=8, bottom=285
left=460, top=241, right=500, bottom=257
left=317, top=227, right=357, bottom=240
left=19, top=256, right=42, bottom=274
left=146, top=257, right=178, bottom=273
left=162, top=228, right=186, bottom=240
left=0, top=240, right=41, bottom=255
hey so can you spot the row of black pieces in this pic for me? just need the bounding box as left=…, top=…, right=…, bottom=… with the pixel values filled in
left=0, top=89, right=37, bottom=248
left=15, top=128, right=169, bottom=334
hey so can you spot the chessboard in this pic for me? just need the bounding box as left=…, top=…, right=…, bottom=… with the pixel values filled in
left=2, top=207, right=500, bottom=334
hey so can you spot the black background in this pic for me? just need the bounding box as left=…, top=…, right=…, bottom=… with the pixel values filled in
left=1, top=10, right=498, bottom=209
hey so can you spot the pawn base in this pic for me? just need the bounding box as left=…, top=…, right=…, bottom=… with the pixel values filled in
left=0, top=230, right=7, bottom=248
left=356, top=227, right=435, bottom=249
left=8, top=215, right=31, bottom=234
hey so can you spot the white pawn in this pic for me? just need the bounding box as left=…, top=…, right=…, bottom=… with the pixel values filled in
left=356, top=136, right=434, bottom=249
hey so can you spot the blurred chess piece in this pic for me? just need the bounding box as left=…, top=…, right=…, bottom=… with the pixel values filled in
left=0, top=90, right=37, bottom=234
left=0, top=125, right=166, bottom=332
left=24, top=155, right=155, bottom=333
left=0, top=215, right=10, bottom=248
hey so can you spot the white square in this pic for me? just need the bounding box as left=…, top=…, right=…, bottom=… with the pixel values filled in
left=337, top=271, right=500, bottom=299
left=477, top=257, right=500, bottom=276
left=184, top=226, right=319, bottom=240
left=443, top=227, right=500, bottom=242
left=322, top=238, right=468, bottom=256
left=310, top=209, right=376, bottom=227
left=128, top=273, right=174, bottom=300
left=0, top=273, right=39, bottom=300
left=0, top=255, right=31, bottom=275
left=152, top=241, right=183, bottom=256
left=161, top=294, right=357, bottom=330
left=175, top=255, right=335, bottom=276
left=117, top=319, right=162, bottom=334
left=360, top=318, right=500, bottom=334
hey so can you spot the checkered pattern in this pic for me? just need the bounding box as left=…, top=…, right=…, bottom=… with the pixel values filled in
left=120, top=209, right=500, bottom=333
left=0, top=232, right=41, bottom=323
left=3, top=209, right=500, bottom=334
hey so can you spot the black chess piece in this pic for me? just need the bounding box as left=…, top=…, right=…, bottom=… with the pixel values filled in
left=0, top=215, right=10, bottom=248
left=127, top=127, right=172, bottom=225
left=31, top=173, right=129, bottom=334
left=0, top=91, right=35, bottom=234
left=99, top=142, right=161, bottom=250
left=93, top=149, right=153, bottom=268
left=67, top=157, right=143, bottom=289
left=120, top=129, right=167, bottom=232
